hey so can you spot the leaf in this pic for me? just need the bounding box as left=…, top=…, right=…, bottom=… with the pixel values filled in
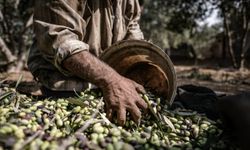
left=175, top=110, right=197, bottom=116
left=15, top=74, right=23, bottom=89
left=160, top=114, right=176, bottom=132
left=73, top=89, right=82, bottom=99
left=99, top=111, right=118, bottom=129
left=99, top=112, right=112, bottom=125
left=66, top=98, right=89, bottom=107
left=0, top=91, right=14, bottom=100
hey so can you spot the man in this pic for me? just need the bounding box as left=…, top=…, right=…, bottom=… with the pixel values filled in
left=28, top=0, right=148, bottom=126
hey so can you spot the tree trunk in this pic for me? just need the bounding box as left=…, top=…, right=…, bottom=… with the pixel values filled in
left=8, top=51, right=26, bottom=73
left=240, top=28, right=250, bottom=70
left=240, top=4, right=250, bottom=70
left=220, top=32, right=227, bottom=67
left=0, top=37, right=16, bottom=64
left=223, top=11, right=238, bottom=68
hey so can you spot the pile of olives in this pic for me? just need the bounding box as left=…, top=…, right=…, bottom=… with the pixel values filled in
left=0, top=87, right=235, bottom=150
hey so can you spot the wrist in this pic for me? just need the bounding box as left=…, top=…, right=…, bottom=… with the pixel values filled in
left=99, top=71, right=122, bottom=89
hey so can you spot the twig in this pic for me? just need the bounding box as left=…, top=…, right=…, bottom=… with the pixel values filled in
left=58, top=98, right=104, bottom=150
left=13, top=94, right=20, bottom=113
left=58, top=136, right=76, bottom=150
left=76, top=98, right=104, bottom=133
left=16, top=130, right=43, bottom=150
left=25, top=14, right=33, bottom=28
left=0, top=37, right=16, bottom=63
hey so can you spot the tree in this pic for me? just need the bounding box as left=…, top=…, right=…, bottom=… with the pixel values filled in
left=217, top=0, right=250, bottom=69
left=141, top=0, right=250, bottom=69
left=0, top=0, right=33, bottom=72
left=140, top=0, right=216, bottom=60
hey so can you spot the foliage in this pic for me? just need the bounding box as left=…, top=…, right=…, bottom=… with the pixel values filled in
left=0, top=0, right=34, bottom=71
left=140, top=0, right=213, bottom=49
left=141, top=0, right=250, bottom=68
left=217, top=0, right=250, bottom=68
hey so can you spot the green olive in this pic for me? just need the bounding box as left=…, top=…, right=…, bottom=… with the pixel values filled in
left=56, top=118, right=63, bottom=127
left=73, top=106, right=82, bottom=113
left=15, top=129, right=25, bottom=139
left=110, top=128, right=121, bottom=137
left=106, top=143, right=114, bottom=150
left=200, top=124, right=209, bottom=130
left=93, top=125, right=104, bottom=134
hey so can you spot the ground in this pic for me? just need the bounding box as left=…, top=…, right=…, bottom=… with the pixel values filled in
left=1, top=66, right=250, bottom=95
left=175, top=66, right=250, bottom=94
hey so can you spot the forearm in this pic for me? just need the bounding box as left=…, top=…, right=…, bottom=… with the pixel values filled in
left=62, top=51, right=120, bottom=88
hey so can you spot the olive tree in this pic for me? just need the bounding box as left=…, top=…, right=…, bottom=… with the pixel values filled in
left=0, top=0, right=33, bottom=72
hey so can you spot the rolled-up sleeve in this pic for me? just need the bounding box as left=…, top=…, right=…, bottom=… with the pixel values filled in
left=34, top=0, right=88, bottom=75
left=124, top=0, right=144, bottom=40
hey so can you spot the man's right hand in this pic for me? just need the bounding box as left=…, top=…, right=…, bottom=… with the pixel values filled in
left=63, top=51, right=148, bottom=126
left=102, top=74, right=148, bottom=126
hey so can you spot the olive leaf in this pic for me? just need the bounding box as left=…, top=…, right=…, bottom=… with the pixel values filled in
left=67, top=98, right=89, bottom=107
left=174, top=109, right=198, bottom=116
left=0, top=91, right=14, bottom=100
left=159, top=114, right=176, bottom=132
left=15, top=74, right=23, bottom=89
left=99, top=112, right=112, bottom=125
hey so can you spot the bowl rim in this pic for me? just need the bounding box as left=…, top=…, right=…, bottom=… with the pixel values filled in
left=100, top=40, right=177, bottom=105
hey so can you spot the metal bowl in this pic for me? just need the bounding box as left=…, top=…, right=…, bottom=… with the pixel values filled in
left=100, top=40, right=176, bottom=105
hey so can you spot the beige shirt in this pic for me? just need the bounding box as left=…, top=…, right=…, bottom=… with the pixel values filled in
left=28, top=0, right=144, bottom=77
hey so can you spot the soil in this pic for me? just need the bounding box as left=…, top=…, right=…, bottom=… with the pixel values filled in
left=0, top=66, right=250, bottom=96
left=175, top=66, right=250, bottom=95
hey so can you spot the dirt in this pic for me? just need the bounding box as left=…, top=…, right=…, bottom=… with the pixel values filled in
left=175, top=66, right=250, bottom=94
left=0, top=66, right=250, bottom=95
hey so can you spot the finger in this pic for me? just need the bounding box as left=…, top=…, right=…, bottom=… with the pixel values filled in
left=136, top=97, right=148, bottom=111
left=117, top=108, right=126, bottom=126
left=128, top=105, right=141, bottom=124
left=134, top=82, right=146, bottom=94
left=104, top=103, right=109, bottom=113
left=106, top=107, right=113, bottom=121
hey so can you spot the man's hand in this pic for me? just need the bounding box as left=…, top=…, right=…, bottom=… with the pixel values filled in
left=63, top=51, right=148, bottom=126
left=103, top=75, right=148, bottom=126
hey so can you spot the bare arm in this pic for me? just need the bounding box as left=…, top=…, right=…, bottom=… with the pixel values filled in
left=63, top=51, right=148, bottom=125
